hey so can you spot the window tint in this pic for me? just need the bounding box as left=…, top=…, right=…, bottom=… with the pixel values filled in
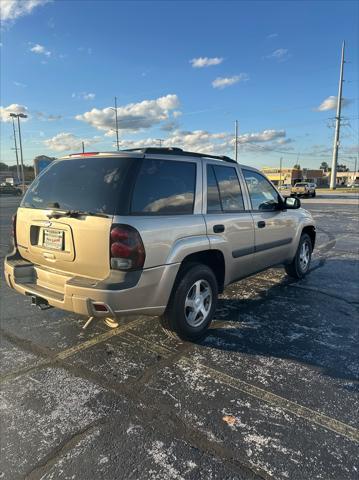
left=21, top=156, right=135, bottom=215
left=131, top=159, right=196, bottom=215
left=243, top=169, right=280, bottom=210
left=206, top=165, right=222, bottom=213
left=211, top=165, right=244, bottom=212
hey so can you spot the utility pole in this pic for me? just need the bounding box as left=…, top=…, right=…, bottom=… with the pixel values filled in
left=10, top=116, right=20, bottom=182
left=234, top=120, right=238, bottom=162
left=330, top=41, right=345, bottom=190
left=114, top=96, right=120, bottom=151
left=17, top=115, right=26, bottom=192
left=156, top=139, right=164, bottom=147
left=279, top=157, right=283, bottom=187
left=82, top=141, right=85, bottom=153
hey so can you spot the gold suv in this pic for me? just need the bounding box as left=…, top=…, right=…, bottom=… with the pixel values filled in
left=5, top=148, right=316, bottom=340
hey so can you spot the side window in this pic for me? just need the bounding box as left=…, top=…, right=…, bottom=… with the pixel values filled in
left=243, top=169, right=280, bottom=210
left=206, top=165, right=244, bottom=213
left=206, top=165, right=222, bottom=213
left=131, top=159, right=196, bottom=215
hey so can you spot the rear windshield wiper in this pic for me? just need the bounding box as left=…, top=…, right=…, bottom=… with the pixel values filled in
left=46, top=209, right=109, bottom=219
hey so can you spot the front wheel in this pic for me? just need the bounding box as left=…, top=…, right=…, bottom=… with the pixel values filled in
left=160, top=263, right=218, bottom=341
left=285, top=233, right=312, bottom=279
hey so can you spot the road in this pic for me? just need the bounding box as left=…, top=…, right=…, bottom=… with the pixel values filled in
left=0, top=194, right=358, bottom=480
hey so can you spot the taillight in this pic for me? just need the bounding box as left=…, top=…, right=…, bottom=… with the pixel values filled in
left=110, top=224, right=145, bottom=271
left=11, top=214, right=17, bottom=247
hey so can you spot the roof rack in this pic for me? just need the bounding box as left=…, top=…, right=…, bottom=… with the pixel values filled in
left=122, top=147, right=237, bottom=164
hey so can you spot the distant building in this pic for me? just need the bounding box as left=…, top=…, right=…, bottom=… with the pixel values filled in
left=324, top=171, right=359, bottom=186
left=261, top=167, right=326, bottom=186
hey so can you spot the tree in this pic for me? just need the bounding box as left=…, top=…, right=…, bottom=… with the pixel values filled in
left=293, top=164, right=301, bottom=170
left=320, top=161, right=330, bottom=172
left=337, top=164, right=349, bottom=172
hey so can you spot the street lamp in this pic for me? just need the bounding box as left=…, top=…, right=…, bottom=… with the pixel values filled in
left=9, top=114, right=20, bottom=183
left=109, top=97, right=120, bottom=151
left=9, top=113, right=27, bottom=192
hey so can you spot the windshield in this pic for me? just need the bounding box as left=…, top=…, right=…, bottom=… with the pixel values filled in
left=21, top=156, right=136, bottom=215
left=295, top=183, right=308, bottom=187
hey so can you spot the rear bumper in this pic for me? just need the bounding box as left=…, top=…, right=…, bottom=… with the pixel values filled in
left=4, top=252, right=180, bottom=317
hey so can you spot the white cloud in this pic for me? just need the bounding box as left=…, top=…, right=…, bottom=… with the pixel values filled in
left=14, top=81, right=27, bottom=88
left=116, top=127, right=287, bottom=156
left=173, top=111, right=182, bottom=118
left=83, top=93, right=95, bottom=100
left=265, top=48, right=291, bottom=61
left=315, top=96, right=352, bottom=112
left=212, top=74, right=249, bottom=89
left=0, top=103, right=29, bottom=122
left=30, top=43, right=51, bottom=57
left=35, top=111, right=62, bottom=121
left=72, top=92, right=96, bottom=100
left=0, top=0, right=50, bottom=24
left=238, top=129, right=286, bottom=144
left=190, top=57, right=224, bottom=68
left=43, top=133, right=100, bottom=152
left=267, top=33, right=279, bottom=39
left=76, top=94, right=180, bottom=133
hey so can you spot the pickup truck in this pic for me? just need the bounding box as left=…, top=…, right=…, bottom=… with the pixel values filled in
left=291, top=182, right=316, bottom=198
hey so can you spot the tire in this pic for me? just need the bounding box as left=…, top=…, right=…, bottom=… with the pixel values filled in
left=160, top=263, right=218, bottom=341
left=285, top=233, right=312, bottom=279
left=312, top=191, right=316, bottom=198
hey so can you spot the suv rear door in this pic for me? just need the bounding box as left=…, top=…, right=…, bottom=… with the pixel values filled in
left=203, top=161, right=256, bottom=284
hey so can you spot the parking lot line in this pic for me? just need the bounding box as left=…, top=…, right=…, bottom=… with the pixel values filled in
left=122, top=334, right=359, bottom=444
left=0, top=316, right=150, bottom=384
left=179, top=359, right=359, bottom=443
left=55, top=316, right=151, bottom=360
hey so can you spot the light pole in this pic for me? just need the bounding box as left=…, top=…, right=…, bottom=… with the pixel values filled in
left=110, top=97, right=120, bottom=151
left=9, top=115, right=20, bottom=182
left=9, top=113, right=27, bottom=191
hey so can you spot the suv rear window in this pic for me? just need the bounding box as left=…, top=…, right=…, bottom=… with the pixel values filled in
left=295, top=183, right=308, bottom=187
left=131, top=159, right=196, bottom=215
left=207, top=165, right=244, bottom=212
left=21, top=156, right=136, bottom=215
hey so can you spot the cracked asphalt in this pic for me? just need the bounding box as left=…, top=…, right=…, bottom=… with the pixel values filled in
left=0, top=195, right=358, bottom=480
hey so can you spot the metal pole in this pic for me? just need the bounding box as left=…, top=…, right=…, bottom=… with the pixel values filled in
left=11, top=117, right=20, bottom=182
left=234, top=120, right=238, bottom=162
left=17, top=116, right=25, bottom=193
left=82, top=141, right=85, bottom=153
left=114, top=96, right=120, bottom=151
left=279, top=157, right=283, bottom=187
left=330, top=41, right=345, bottom=190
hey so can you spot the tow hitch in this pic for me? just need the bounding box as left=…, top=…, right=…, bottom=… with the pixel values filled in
left=30, top=295, right=53, bottom=311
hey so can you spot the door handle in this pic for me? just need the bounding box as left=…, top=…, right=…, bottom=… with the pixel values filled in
left=213, top=224, right=225, bottom=233
left=257, top=221, right=266, bottom=229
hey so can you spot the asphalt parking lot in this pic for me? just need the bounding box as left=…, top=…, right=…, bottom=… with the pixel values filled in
left=0, top=194, right=358, bottom=480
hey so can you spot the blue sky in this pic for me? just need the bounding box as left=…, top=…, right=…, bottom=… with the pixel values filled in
left=1, top=0, right=358, bottom=169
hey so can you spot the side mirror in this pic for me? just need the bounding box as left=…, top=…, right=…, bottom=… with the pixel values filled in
left=284, top=196, right=301, bottom=209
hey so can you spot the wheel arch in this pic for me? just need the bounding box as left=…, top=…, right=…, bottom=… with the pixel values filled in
left=175, top=249, right=226, bottom=294
left=302, top=225, right=316, bottom=250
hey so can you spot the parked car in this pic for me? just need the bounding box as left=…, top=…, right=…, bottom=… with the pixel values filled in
left=291, top=182, right=316, bottom=197
left=0, top=184, right=22, bottom=196
left=5, top=148, right=316, bottom=340
left=278, top=184, right=292, bottom=197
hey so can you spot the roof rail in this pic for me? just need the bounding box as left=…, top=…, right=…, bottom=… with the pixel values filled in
left=122, top=147, right=237, bottom=163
